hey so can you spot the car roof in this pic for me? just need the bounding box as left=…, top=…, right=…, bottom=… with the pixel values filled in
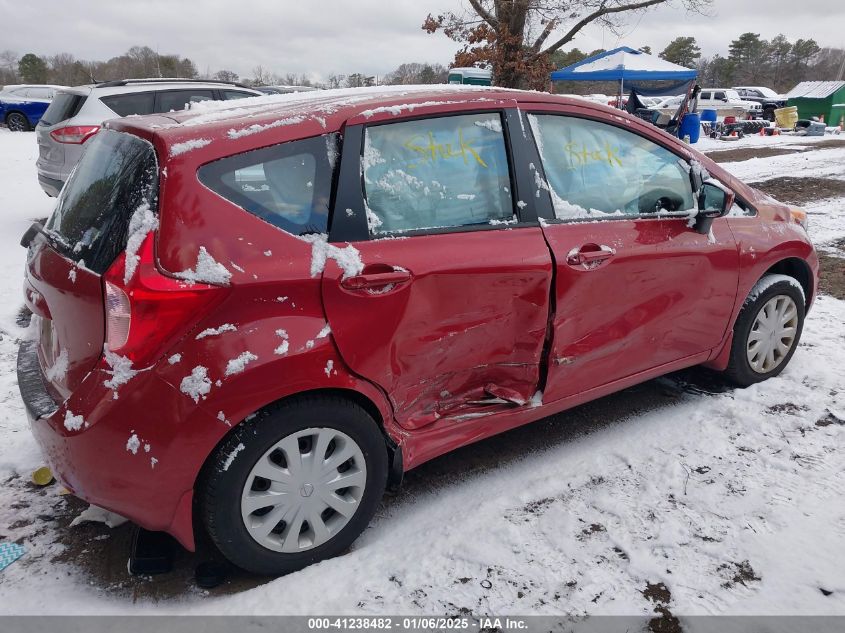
left=55, top=81, right=261, bottom=97
left=111, top=84, right=606, bottom=140
left=106, top=84, right=692, bottom=166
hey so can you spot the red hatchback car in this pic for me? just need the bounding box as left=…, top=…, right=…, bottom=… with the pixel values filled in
left=18, top=87, right=817, bottom=575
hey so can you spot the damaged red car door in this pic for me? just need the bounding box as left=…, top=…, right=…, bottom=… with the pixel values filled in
left=524, top=110, right=739, bottom=401
left=321, top=110, right=553, bottom=429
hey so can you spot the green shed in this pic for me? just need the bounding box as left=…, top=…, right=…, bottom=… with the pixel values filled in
left=786, top=81, right=845, bottom=127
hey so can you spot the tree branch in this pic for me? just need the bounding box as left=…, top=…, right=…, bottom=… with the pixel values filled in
left=467, top=0, right=499, bottom=28
left=531, top=19, right=558, bottom=52
left=540, top=0, right=668, bottom=56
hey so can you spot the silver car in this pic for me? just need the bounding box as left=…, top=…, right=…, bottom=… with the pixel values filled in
left=35, top=79, right=262, bottom=196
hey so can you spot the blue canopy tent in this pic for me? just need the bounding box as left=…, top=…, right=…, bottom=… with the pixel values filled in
left=551, top=46, right=697, bottom=98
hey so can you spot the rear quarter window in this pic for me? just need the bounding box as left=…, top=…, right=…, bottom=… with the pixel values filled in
left=198, top=134, right=337, bottom=236
left=45, top=129, right=158, bottom=273
left=40, top=93, right=87, bottom=126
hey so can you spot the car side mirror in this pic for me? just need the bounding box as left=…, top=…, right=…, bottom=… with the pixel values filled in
left=694, top=181, right=735, bottom=235
left=721, top=97, right=729, bottom=102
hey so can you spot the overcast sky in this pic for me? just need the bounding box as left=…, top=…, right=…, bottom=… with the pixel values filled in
left=2, top=0, right=842, bottom=81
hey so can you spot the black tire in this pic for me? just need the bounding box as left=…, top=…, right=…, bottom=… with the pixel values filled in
left=723, top=275, right=805, bottom=387
left=764, top=108, right=776, bottom=122
left=6, top=112, right=30, bottom=132
left=200, top=395, right=388, bottom=575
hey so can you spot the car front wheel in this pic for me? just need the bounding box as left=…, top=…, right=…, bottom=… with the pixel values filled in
left=6, top=112, right=30, bottom=132
left=723, top=274, right=805, bottom=387
left=200, top=395, right=388, bottom=575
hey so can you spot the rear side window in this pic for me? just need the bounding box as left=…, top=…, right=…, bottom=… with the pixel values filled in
left=40, top=93, right=87, bottom=126
left=362, top=113, right=513, bottom=234
left=528, top=114, right=694, bottom=219
left=198, top=134, right=336, bottom=236
left=101, top=92, right=155, bottom=117
left=45, top=130, right=158, bottom=273
left=156, top=90, right=214, bottom=113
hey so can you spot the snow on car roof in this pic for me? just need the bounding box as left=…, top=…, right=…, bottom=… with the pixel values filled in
left=113, top=85, right=576, bottom=140
left=107, top=84, right=647, bottom=159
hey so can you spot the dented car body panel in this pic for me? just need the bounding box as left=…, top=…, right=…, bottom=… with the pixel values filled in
left=17, top=86, right=818, bottom=549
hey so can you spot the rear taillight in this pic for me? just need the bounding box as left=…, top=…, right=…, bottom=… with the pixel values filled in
left=103, top=234, right=229, bottom=365
left=105, top=281, right=131, bottom=349
left=49, top=125, right=100, bottom=144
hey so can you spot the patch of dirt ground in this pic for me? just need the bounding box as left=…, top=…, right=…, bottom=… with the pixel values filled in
left=747, top=177, right=845, bottom=206
left=705, top=138, right=845, bottom=163
left=818, top=241, right=845, bottom=301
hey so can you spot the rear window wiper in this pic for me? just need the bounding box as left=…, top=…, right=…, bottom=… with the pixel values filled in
left=20, top=221, right=71, bottom=251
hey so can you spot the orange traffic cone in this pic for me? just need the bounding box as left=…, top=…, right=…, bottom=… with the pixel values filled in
left=759, top=127, right=765, bottom=136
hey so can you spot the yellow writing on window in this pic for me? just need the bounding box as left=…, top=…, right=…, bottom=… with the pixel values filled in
left=404, top=129, right=488, bottom=169
left=564, top=142, right=623, bottom=169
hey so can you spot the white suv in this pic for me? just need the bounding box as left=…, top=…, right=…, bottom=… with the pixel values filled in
left=698, top=88, right=763, bottom=117
left=35, top=79, right=262, bottom=196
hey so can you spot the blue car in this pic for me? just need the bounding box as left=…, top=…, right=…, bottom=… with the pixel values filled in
left=0, top=84, right=66, bottom=131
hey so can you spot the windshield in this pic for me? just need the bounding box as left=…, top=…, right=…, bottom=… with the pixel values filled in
left=725, top=90, right=742, bottom=100
left=45, top=129, right=158, bottom=273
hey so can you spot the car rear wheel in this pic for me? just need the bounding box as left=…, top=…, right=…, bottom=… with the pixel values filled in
left=6, top=112, right=30, bottom=132
left=200, top=395, right=388, bottom=575
left=723, top=275, right=805, bottom=387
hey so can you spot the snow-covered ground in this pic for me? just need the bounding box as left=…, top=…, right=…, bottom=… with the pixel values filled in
left=0, top=127, right=843, bottom=616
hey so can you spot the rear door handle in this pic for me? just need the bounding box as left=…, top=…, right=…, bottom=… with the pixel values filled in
left=566, top=244, right=615, bottom=267
left=341, top=269, right=411, bottom=290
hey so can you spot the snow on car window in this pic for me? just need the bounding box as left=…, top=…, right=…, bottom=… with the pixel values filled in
left=198, top=133, right=336, bottom=236
left=362, top=113, right=513, bottom=233
left=528, top=114, right=695, bottom=219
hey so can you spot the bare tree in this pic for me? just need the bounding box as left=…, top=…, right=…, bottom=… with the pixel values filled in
left=423, top=0, right=711, bottom=89
left=0, top=50, right=18, bottom=83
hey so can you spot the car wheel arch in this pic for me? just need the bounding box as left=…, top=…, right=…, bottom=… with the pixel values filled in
left=763, top=257, right=814, bottom=309
left=187, top=385, right=403, bottom=549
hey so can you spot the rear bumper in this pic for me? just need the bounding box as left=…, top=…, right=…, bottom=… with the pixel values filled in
left=17, top=340, right=200, bottom=550
left=36, top=173, right=63, bottom=198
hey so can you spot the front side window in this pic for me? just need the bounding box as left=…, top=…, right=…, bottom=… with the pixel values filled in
left=528, top=114, right=694, bottom=220
left=362, top=113, right=513, bottom=234
left=198, top=134, right=336, bottom=236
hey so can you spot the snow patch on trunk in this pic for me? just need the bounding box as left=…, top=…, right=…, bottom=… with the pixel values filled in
left=44, top=349, right=68, bottom=382
left=63, top=410, right=84, bottom=432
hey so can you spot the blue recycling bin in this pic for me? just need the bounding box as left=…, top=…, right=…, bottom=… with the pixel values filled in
left=700, top=109, right=718, bottom=123
left=679, top=112, right=701, bottom=143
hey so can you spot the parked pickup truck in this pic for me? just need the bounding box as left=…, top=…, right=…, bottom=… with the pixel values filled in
left=732, top=87, right=788, bottom=121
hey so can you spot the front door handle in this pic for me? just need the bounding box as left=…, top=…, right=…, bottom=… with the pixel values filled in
left=566, top=244, right=615, bottom=268
left=341, top=269, right=411, bottom=290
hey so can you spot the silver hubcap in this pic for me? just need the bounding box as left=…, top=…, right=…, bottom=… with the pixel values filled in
left=746, top=294, right=798, bottom=374
left=240, top=427, right=367, bottom=553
